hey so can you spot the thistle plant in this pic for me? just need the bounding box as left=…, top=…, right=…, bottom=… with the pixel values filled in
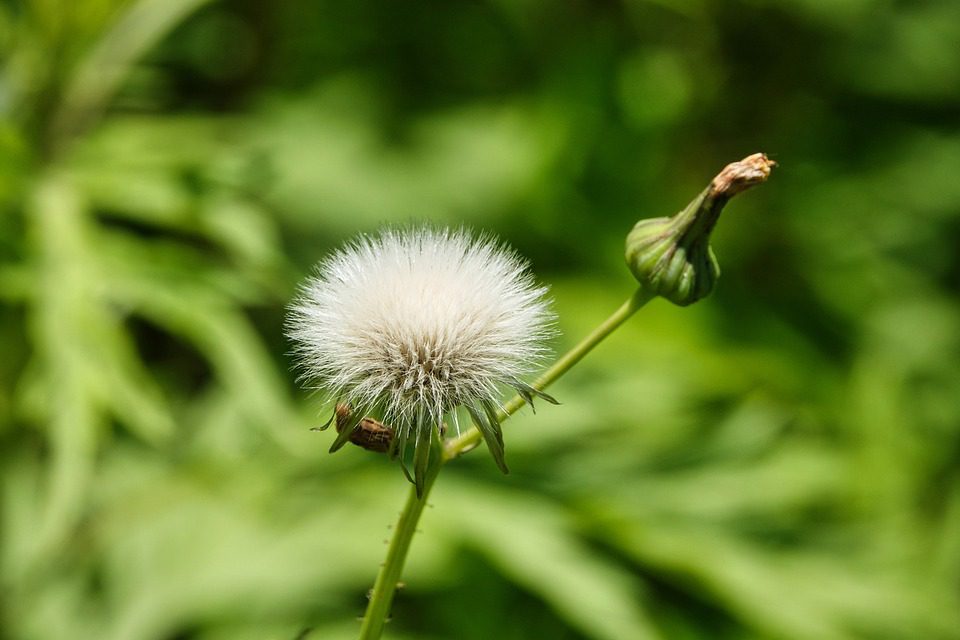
left=288, top=154, right=775, bottom=640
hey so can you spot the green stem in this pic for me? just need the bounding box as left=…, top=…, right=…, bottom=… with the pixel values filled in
left=444, top=287, right=654, bottom=460
left=48, top=0, right=213, bottom=152
left=356, top=287, right=654, bottom=639
left=358, top=463, right=441, bottom=640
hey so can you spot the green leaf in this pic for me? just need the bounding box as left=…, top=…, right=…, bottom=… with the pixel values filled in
left=466, top=401, right=508, bottom=474
left=328, top=405, right=365, bottom=453
left=412, top=422, right=434, bottom=498
left=512, top=379, right=560, bottom=413
left=309, top=411, right=335, bottom=432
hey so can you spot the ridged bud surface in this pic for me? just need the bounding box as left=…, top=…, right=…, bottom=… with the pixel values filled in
left=625, top=153, right=775, bottom=306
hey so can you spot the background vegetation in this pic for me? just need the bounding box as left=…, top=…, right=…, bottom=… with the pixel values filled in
left=2, top=1, right=960, bottom=638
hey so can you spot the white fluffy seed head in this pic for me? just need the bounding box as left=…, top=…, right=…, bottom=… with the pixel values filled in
left=286, top=226, right=554, bottom=439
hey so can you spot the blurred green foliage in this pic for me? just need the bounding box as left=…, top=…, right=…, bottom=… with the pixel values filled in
left=2, top=1, right=960, bottom=639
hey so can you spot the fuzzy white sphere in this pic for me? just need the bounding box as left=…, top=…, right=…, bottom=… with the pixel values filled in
left=287, top=227, right=553, bottom=451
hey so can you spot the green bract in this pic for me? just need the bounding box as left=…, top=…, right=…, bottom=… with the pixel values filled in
left=626, top=153, right=775, bottom=306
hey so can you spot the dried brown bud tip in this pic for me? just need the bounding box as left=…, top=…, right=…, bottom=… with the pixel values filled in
left=709, top=153, right=776, bottom=199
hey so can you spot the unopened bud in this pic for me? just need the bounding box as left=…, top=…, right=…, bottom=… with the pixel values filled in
left=625, top=153, right=775, bottom=306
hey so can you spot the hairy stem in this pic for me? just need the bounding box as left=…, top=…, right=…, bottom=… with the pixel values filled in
left=356, top=287, right=654, bottom=639
left=358, top=462, right=441, bottom=640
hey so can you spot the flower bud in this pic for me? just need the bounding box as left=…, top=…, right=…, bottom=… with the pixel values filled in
left=625, top=153, right=775, bottom=306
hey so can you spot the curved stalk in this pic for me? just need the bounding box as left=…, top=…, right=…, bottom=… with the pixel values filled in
left=444, top=287, right=654, bottom=460
left=356, top=288, right=654, bottom=639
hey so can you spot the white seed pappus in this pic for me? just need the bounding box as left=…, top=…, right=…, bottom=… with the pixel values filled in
left=286, top=226, right=554, bottom=474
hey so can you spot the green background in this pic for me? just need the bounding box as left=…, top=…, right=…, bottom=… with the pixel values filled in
left=2, top=1, right=960, bottom=638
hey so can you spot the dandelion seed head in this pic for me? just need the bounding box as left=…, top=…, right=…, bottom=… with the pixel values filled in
left=286, top=227, right=554, bottom=442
